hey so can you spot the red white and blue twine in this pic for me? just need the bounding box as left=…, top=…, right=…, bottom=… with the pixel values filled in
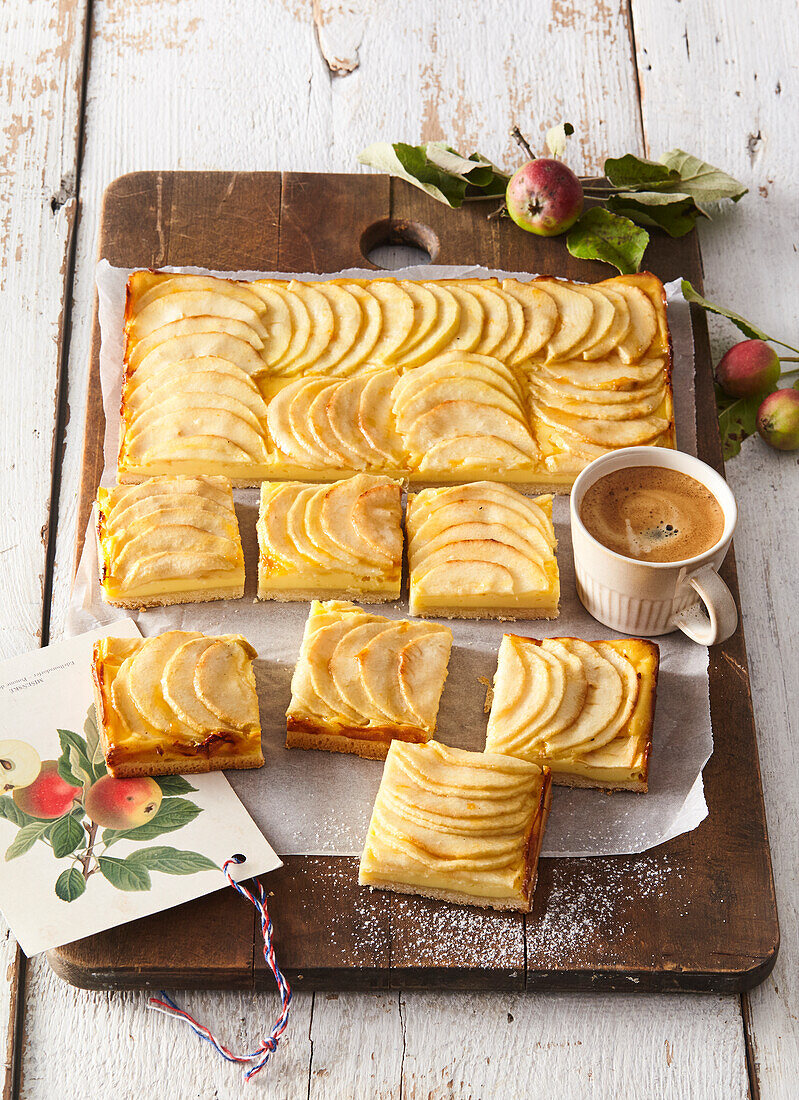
left=147, top=855, right=291, bottom=1081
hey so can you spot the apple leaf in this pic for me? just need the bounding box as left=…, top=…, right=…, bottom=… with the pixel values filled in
left=98, top=855, right=152, bottom=892
left=680, top=280, right=773, bottom=342
left=5, top=820, right=51, bottom=860
left=153, top=775, right=198, bottom=796
left=0, top=795, right=33, bottom=828
left=607, top=193, right=704, bottom=237
left=49, top=814, right=86, bottom=859
left=357, top=141, right=507, bottom=207
left=102, top=797, right=202, bottom=846
left=716, top=384, right=762, bottom=460
left=126, top=846, right=218, bottom=875
left=604, top=154, right=680, bottom=189
left=660, top=150, right=747, bottom=205
left=55, top=867, right=86, bottom=903
left=567, top=208, right=649, bottom=274
left=545, top=121, right=574, bottom=157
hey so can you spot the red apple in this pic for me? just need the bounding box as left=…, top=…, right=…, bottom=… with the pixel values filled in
left=84, top=775, right=162, bottom=829
left=757, top=388, right=799, bottom=451
left=13, top=760, right=81, bottom=819
left=716, top=339, right=780, bottom=398
left=505, top=158, right=584, bottom=237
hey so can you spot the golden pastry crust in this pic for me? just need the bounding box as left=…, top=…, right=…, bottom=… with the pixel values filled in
left=117, top=270, right=675, bottom=490
left=359, top=740, right=552, bottom=912
left=257, top=475, right=403, bottom=603
left=485, top=635, right=658, bottom=792
left=93, top=632, right=263, bottom=778
left=286, top=600, right=452, bottom=756
left=406, top=482, right=559, bottom=620
left=95, top=475, right=244, bottom=608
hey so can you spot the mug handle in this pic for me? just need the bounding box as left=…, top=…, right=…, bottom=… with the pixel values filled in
left=671, top=564, right=738, bottom=645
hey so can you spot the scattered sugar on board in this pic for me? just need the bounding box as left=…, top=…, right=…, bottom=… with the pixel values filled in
left=527, top=852, right=688, bottom=965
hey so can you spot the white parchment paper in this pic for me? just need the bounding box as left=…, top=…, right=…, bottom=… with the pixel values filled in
left=66, top=263, right=711, bottom=858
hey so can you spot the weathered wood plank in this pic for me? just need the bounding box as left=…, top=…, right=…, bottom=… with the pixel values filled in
left=0, top=0, right=89, bottom=1094
left=630, top=2, right=799, bottom=1095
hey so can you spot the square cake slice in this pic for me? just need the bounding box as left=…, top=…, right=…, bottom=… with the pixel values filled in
left=257, top=474, right=403, bottom=602
left=485, top=635, right=658, bottom=792
left=406, top=482, right=559, bottom=620
left=95, top=475, right=244, bottom=608
left=93, top=631, right=263, bottom=777
left=286, top=600, right=452, bottom=760
left=359, top=740, right=552, bottom=912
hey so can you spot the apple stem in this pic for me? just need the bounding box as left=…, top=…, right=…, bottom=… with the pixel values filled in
left=487, top=202, right=507, bottom=222
left=509, top=125, right=536, bottom=161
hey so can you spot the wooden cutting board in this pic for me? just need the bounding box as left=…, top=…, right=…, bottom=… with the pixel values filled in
left=48, top=171, right=778, bottom=992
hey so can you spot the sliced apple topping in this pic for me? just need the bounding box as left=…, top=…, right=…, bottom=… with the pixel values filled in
left=288, top=601, right=452, bottom=737
left=130, top=332, right=266, bottom=384
left=392, top=282, right=460, bottom=368
left=365, top=281, right=415, bottom=361
left=194, top=639, right=259, bottom=729
left=97, top=475, right=243, bottom=600
left=535, top=278, right=594, bottom=361
left=598, top=279, right=657, bottom=363
left=266, top=372, right=402, bottom=470
left=309, top=284, right=364, bottom=374
left=109, top=631, right=259, bottom=739
left=394, top=352, right=535, bottom=472
left=501, top=280, right=558, bottom=362
left=257, top=475, right=402, bottom=582
left=485, top=635, right=647, bottom=766
left=252, top=279, right=312, bottom=373
left=281, top=282, right=335, bottom=373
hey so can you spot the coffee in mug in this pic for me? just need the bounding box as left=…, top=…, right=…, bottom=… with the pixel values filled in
left=578, top=465, right=725, bottom=564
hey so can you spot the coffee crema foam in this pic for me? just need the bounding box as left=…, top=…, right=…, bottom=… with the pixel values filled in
left=579, top=465, right=725, bottom=563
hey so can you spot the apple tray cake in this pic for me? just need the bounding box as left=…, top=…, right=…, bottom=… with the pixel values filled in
left=257, top=473, right=403, bottom=602
left=286, top=600, right=453, bottom=759
left=359, top=740, right=552, bottom=912
left=485, top=635, right=659, bottom=792
left=117, top=270, right=675, bottom=491
left=406, top=481, right=559, bottom=620
left=93, top=631, right=263, bottom=777
left=95, top=474, right=244, bottom=608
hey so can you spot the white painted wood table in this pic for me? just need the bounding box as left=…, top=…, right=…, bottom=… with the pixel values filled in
left=1, top=2, right=796, bottom=1096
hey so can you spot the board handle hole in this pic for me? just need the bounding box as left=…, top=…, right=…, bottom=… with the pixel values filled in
left=361, top=219, right=439, bottom=269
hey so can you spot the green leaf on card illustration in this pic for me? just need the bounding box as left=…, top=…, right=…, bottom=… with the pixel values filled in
left=0, top=795, right=34, bottom=829
left=5, top=820, right=51, bottom=860
left=83, top=710, right=107, bottom=778
left=153, top=775, right=199, bottom=796
left=102, top=797, right=203, bottom=846
left=98, top=855, right=152, bottom=892
left=57, top=729, right=92, bottom=789
left=49, top=814, right=86, bottom=859
left=55, top=867, right=87, bottom=902
left=126, top=846, right=218, bottom=875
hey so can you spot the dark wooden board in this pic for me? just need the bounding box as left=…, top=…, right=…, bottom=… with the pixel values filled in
left=47, top=171, right=779, bottom=993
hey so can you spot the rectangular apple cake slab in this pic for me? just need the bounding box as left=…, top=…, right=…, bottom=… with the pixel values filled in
left=95, top=474, right=244, bottom=609
left=116, top=270, right=674, bottom=491
left=485, top=635, right=659, bottom=792
left=406, top=481, right=559, bottom=620
left=257, top=473, right=402, bottom=602
left=93, top=631, right=263, bottom=778
left=286, top=600, right=453, bottom=760
left=359, top=740, right=552, bottom=913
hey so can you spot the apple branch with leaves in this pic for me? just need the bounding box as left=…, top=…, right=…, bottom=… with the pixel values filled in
left=0, top=715, right=218, bottom=902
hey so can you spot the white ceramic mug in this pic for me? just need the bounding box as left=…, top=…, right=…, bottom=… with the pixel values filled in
left=570, top=447, right=738, bottom=644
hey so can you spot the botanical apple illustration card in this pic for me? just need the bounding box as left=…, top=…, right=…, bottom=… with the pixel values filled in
left=0, top=622, right=281, bottom=956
